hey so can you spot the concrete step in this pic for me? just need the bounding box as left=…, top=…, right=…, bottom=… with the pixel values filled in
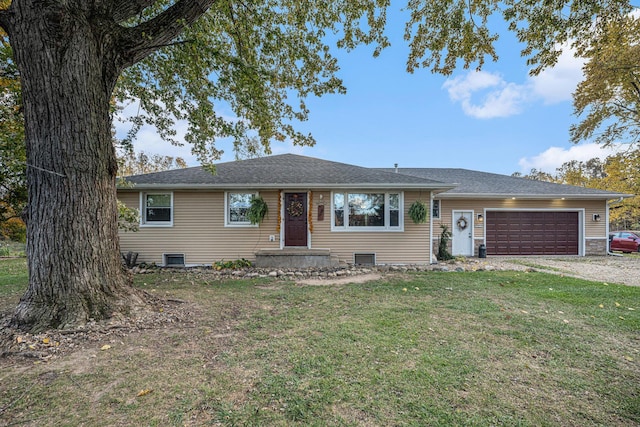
left=255, top=248, right=339, bottom=268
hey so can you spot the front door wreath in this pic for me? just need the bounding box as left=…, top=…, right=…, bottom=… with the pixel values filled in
left=287, top=200, right=304, bottom=217
left=457, top=216, right=468, bottom=231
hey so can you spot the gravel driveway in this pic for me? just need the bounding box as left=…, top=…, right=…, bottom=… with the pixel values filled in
left=487, top=255, right=639, bottom=287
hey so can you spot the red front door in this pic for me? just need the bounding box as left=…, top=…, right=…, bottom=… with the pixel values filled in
left=284, top=192, right=308, bottom=247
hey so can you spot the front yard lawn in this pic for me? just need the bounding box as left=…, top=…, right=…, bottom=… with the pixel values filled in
left=1, top=261, right=638, bottom=426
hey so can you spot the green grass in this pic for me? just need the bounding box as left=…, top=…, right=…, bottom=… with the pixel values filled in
left=0, top=257, right=28, bottom=312
left=0, top=263, right=638, bottom=426
left=0, top=241, right=26, bottom=258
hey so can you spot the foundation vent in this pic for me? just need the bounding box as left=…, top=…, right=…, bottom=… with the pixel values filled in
left=163, top=253, right=185, bottom=267
left=354, top=253, right=376, bottom=266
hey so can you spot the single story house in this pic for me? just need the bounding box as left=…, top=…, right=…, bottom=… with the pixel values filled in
left=117, top=154, right=629, bottom=267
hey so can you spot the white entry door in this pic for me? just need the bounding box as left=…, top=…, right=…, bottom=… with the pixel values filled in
left=452, top=210, right=474, bottom=256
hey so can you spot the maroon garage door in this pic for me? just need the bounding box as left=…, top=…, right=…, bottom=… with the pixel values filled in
left=486, top=211, right=579, bottom=255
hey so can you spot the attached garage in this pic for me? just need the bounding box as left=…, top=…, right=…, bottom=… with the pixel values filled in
left=486, top=211, right=580, bottom=255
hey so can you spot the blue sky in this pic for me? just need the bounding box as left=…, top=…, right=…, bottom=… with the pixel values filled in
left=117, top=8, right=622, bottom=176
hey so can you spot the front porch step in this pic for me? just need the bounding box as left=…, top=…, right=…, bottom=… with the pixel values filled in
left=255, top=248, right=339, bottom=268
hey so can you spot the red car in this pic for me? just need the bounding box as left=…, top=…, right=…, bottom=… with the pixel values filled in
left=609, top=231, right=640, bottom=253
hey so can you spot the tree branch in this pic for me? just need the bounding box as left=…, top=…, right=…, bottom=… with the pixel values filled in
left=0, top=7, right=12, bottom=35
left=118, top=0, right=217, bottom=67
left=110, top=0, right=158, bottom=23
left=629, top=76, right=640, bottom=101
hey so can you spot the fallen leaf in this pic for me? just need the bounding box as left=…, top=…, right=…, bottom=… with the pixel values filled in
left=137, top=389, right=153, bottom=397
left=619, top=316, right=625, bottom=320
left=42, top=337, right=50, bottom=344
left=615, top=302, right=621, bottom=307
left=520, top=310, right=528, bottom=314
left=628, top=308, right=635, bottom=311
left=563, top=319, right=569, bottom=323
left=16, top=336, right=23, bottom=343
left=101, top=344, right=111, bottom=351
left=624, top=356, right=634, bottom=362
left=598, top=304, right=604, bottom=308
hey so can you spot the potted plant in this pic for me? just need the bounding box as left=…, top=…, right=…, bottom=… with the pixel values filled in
left=247, top=196, right=268, bottom=224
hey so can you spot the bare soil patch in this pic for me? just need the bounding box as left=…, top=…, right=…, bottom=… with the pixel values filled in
left=296, top=272, right=382, bottom=286
left=492, top=255, right=639, bottom=287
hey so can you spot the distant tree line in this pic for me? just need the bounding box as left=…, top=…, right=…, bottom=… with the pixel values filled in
left=513, top=150, right=640, bottom=230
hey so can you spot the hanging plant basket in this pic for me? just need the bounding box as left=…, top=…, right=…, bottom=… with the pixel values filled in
left=408, top=200, right=428, bottom=224
left=247, top=196, right=268, bottom=225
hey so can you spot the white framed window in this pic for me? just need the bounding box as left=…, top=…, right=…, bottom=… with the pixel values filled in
left=332, top=191, right=403, bottom=231
left=432, top=199, right=440, bottom=219
left=225, top=191, right=258, bottom=227
left=141, top=192, right=173, bottom=226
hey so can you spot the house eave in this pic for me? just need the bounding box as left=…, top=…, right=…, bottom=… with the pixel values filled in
left=117, top=183, right=458, bottom=191
left=436, top=193, right=633, bottom=200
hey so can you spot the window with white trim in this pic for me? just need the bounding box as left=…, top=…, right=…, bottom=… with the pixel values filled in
left=141, top=193, right=173, bottom=226
left=332, top=192, right=403, bottom=231
left=432, top=199, right=440, bottom=219
left=225, top=192, right=258, bottom=226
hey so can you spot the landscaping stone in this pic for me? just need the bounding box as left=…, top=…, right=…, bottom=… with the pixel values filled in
left=128, top=258, right=526, bottom=283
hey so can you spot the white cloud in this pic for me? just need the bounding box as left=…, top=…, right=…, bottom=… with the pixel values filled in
left=528, top=45, right=585, bottom=104
left=113, top=100, right=198, bottom=164
left=518, top=143, right=625, bottom=173
left=442, top=71, right=529, bottom=118
left=116, top=121, right=201, bottom=166
left=114, top=99, right=251, bottom=166
left=443, top=46, right=585, bottom=118
left=113, top=99, right=310, bottom=165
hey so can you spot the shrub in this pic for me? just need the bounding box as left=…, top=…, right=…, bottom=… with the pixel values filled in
left=1, top=217, right=26, bottom=243
left=213, top=259, right=253, bottom=270
left=437, top=225, right=454, bottom=261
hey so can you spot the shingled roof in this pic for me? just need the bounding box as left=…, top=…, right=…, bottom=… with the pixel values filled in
left=119, top=153, right=629, bottom=199
left=120, top=154, right=455, bottom=191
left=378, top=168, right=628, bottom=199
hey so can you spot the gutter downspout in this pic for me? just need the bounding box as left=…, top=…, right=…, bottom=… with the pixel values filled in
left=430, top=192, right=436, bottom=264
left=607, top=197, right=624, bottom=257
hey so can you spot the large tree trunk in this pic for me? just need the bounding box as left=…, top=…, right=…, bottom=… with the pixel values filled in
left=7, top=3, right=146, bottom=332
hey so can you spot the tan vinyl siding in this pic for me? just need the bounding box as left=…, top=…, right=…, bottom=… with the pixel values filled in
left=309, top=190, right=431, bottom=264
left=118, top=190, right=281, bottom=265
left=433, top=198, right=608, bottom=239
left=119, top=189, right=434, bottom=265
left=119, top=190, right=612, bottom=264
left=432, top=198, right=610, bottom=255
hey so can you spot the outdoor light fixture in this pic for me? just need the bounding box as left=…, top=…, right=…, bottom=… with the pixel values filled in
left=593, top=214, right=601, bottom=222
left=477, top=214, right=484, bottom=223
